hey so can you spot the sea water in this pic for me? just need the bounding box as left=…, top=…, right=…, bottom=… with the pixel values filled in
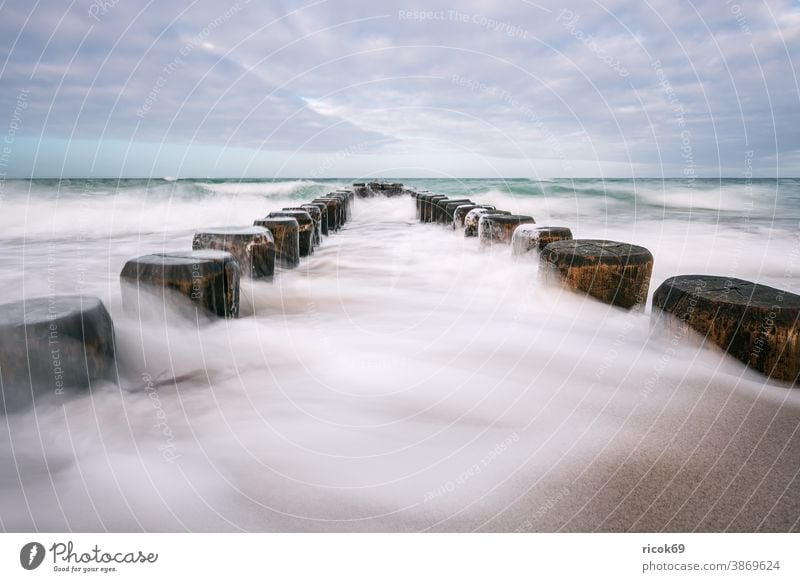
left=0, top=177, right=798, bottom=531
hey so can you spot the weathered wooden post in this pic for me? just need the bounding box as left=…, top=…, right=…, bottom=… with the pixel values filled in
left=268, top=210, right=314, bottom=257
left=192, top=226, right=275, bottom=279
left=120, top=250, right=241, bottom=318
left=479, top=214, right=536, bottom=246
left=332, top=190, right=352, bottom=221
left=453, top=204, right=496, bottom=230
left=306, top=202, right=330, bottom=236
left=424, top=195, right=447, bottom=223
left=652, top=275, right=800, bottom=383
left=254, top=216, right=301, bottom=267
left=285, top=205, right=323, bottom=246
left=415, top=192, right=434, bottom=219
left=512, top=225, right=573, bottom=256
left=464, top=208, right=510, bottom=237
left=540, top=240, right=653, bottom=310
left=431, top=197, right=466, bottom=223
left=313, top=197, right=343, bottom=231
left=301, top=204, right=324, bottom=244
left=437, top=199, right=473, bottom=224
left=328, top=193, right=347, bottom=225
left=0, top=295, right=116, bottom=413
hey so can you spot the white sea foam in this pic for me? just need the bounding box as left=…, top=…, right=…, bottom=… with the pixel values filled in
left=196, top=179, right=328, bottom=197
left=1, top=181, right=798, bottom=532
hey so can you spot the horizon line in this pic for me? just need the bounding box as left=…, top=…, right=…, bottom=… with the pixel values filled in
left=5, top=176, right=797, bottom=181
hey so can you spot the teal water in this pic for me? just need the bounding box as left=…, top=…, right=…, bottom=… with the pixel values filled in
left=5, top=177, right=799, bottom=227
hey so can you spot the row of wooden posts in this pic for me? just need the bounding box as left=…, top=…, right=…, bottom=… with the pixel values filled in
left=0, top=187, right=357, bottom=413
left=413, top=190, right=800, bottom=384
left=119, top=189, right=356, bottom=318
left=1, top=183, right=797, bottom=414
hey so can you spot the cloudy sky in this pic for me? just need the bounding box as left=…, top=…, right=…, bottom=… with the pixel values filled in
left=1, top=0, right=798, bottom=178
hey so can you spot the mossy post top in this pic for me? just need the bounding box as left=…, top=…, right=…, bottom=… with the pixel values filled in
left=0, top=295, right=108, bottom=327
left=194, top=225, right=274, bottom=240
left=544, top=239, right=653, bottom=266
left=654, top=275, right=800, bottom=309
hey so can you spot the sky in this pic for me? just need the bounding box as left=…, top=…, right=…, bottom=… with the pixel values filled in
left=0, top=0, right=798, bottom=178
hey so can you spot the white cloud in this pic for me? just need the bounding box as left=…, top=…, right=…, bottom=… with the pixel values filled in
left=0, top=0, right=798, bottom=176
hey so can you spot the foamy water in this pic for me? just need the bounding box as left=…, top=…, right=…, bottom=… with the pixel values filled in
left=1, top=178, right=798, bottom=532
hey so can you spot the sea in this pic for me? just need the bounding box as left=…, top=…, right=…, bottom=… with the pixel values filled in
left=1, top=177, right=798, bottom=532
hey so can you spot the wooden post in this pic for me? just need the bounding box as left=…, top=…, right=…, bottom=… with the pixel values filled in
left=540, top=240, right=653, bottom=310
